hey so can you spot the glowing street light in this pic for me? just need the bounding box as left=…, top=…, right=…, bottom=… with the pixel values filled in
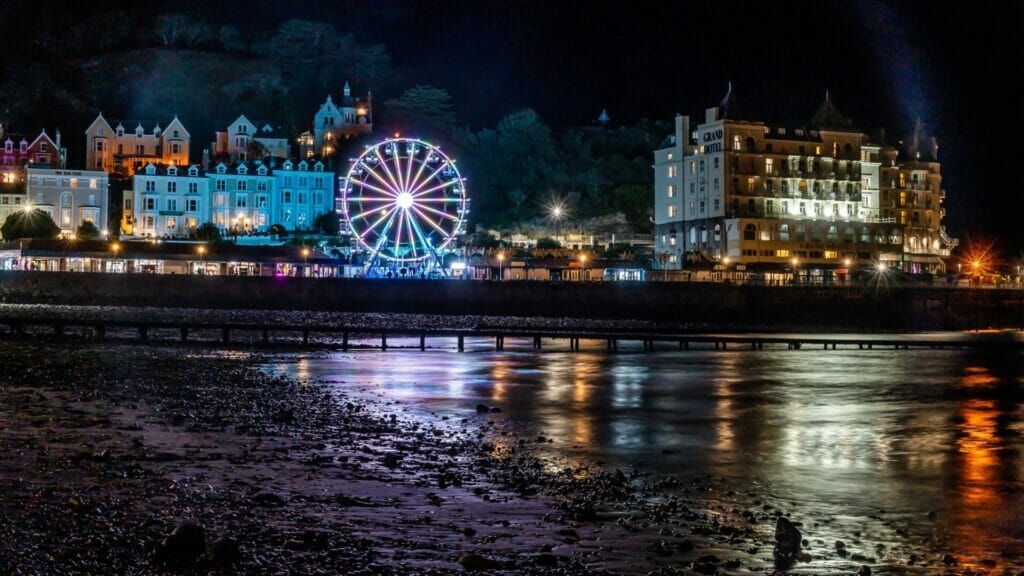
left=579, top=253, right=588, bottom=281
left=111, top=242, right=121, bottom=273
left=496, top=252, right=505, bottom=281
left=843, top=258, right=851, bottom=267
left=791, top=257, right=799, bottom=285
left=302, top=247, right=310, bottom=276
left=876, top=262, right=887, bottom=272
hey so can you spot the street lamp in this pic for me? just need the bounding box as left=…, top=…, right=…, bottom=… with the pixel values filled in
left=722, top=256, right=731, bottom=283
left=579, top=253, right=588, bottom=281
left=549, top=202, right=566, bottom=241
left=111, top=242, right=121, bottom=273
left=302, top=247, right=310, bottom=277
left=791, top=257, right=799, bottom=285
left=496, top=252, right=505, bottom=281
left=197, top=245, right=206, bottom=274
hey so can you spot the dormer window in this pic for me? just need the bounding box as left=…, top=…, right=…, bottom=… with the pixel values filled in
left=173, top=130, right=179, bottom=138
left=168, top=166, right=177, bottom=175
left=188, top=166, right=199, bottom=176
left=314, top=163, right=323, bottom=172
left=20, top=140, right=27, bottom=152
left=40, top=143, right=48, bottom=153
left=257, top=166, right=267, bottom=176
left=116, top=126, right=124, bottom=136
left=3, top=140, right=11, bottom=152
left=237, top=165, right=248, bottom=175
left=298, top=161, right=308, bottom=171
left=216, top=164, right=227, bottom=174
left=146, top=164, right=156, bottom=175
left=283, top=161, right=293, bottom=170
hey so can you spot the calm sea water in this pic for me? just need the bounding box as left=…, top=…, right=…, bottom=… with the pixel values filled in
left=270, top=336, right=1024, bottom=570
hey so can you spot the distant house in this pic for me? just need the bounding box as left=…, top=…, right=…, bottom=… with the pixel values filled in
left=84, top=114, right=190, bottom=175
left=0, top=123, right=65, bottom=184
left=210, top=114, right=290, bottom=162
left=300, top=81, right=372, bottom=158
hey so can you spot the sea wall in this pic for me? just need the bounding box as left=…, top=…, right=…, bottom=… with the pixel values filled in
left=1, top=271, right=1022, bottom=331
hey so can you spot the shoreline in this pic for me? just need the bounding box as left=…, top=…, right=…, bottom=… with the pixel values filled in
left=0, top=342, right=998, bottom=574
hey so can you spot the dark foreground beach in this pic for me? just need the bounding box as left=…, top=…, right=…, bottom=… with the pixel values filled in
left=1, top=339, right=1014, bottom=575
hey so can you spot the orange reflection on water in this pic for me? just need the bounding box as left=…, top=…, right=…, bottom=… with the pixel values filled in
left=489, top=359, right=512, bottom=404
left=956, top=397, right=1000, bottom=506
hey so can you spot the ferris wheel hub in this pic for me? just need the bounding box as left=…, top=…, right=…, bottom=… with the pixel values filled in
left=396, top=192, right=414, bottom=209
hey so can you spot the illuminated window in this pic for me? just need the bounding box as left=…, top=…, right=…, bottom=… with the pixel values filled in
left=776, top=249, right=790, bottom=257
left=765, top=158, right=774, bottom=174
left=824, top=251, right=838, bottom=259
left=732, top=135, right=741, bottom=151
left=668, top=205, right=677, bottom=218
left=667, top=185, right=675, bottom=198
left=747, top=177, right=754, bottom=192
left=668, top=165, right=677, bottom=178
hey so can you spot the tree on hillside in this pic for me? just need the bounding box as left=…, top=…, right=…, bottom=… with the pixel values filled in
left=1, top=209, right=60, bottom=240
left=382, top=85, right=455, bottom=138
left=184, top=21, right=212, bottom=48
left=218, top=25, right=245, bottom=52
left=155, top=14, right=188, bottom=46
left=245, top=139, right=267, bottom=160
left=76, top=221, right=101, bottom=240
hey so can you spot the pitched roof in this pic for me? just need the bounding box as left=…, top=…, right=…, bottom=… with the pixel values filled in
left=809, top=90, right=853, bottom=130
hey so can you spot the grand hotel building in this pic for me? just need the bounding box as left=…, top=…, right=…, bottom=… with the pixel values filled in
left=653, top=88, right=957, bottom=280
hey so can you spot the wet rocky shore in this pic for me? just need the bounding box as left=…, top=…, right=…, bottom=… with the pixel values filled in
left=0, top=341, right=996, bottom=575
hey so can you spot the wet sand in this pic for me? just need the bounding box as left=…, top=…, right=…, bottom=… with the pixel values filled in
left=3, top=340, right=1019, bottom=574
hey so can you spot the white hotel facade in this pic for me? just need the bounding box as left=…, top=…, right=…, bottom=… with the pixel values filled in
left=654, top=88, right=957, bottom=279
left=131, top=159, right=334, bottom=238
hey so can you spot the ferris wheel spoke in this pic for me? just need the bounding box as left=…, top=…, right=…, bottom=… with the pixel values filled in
left=349, top=175, right=399, bottom=198
left=411, top=205, right=455, bottom=237
left=357, top=162, right=400, bottom=196
left=407, top=209, right=436, bottom=257
left=406, top=155, right=432, bottom=198
left=373, top=148, right=404, bottom=195
left=393, top=209, right=405, bottom=259
left=411, top=178, right=459, bottom=198
left=359, top=206, right=398, bottom=240
left=407, top=161, right=451, bottom=196
left=404, top=210, right=419, bottom=260
left=366, top=209, right=400, bottom=259
left=391, top=148, right=407, bottom=193
left=350, top=203, right=395, bottom=222
left=403, top=149, right=417, bottom=196
left=412, top=197, right=463, bottom=203
left=348, top=196, right=397, bottom=203
left=414, top=203, right=461, bottom=221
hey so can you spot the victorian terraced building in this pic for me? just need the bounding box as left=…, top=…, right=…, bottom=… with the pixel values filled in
left=654, top=86, right=957, bottom=282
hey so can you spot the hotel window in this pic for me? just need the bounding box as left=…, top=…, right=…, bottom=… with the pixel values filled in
left=216, top=194, right=226, bottom=206
left=747, top=177, right=755, bottom=192
left=145, top=216, right=155, bottom=229
left=814, top=203, right=823, bottom=216
left=216, top=179, right=226, bottom=191
left=168, top=182, right=177, bottom=193
left=689, top=161, right=697, bottom=174
left=257, top=196, right=267, bottom=208
left=824, top=251, right=839, bottom=259
left=284, top=191, right=292, bottom=203
left=668, top=205, right=677, bottom=218
left=236, top=195, right=247, bottom=208
left=314, top=177, right=324, bottom=188
left=144, top=198, right=156, bottom=210
left=667, top=165, right=677, bottom=178
left=832, top=142, right=838, bottom=157
left=765, top=158, right=774, bottom=175
left=187, top=199, right=198, bottom=211
left=899, top=173, right=906, bottom=188
left=298, top=192, right=308, bottom=204
left=699, top=200, right=706, bottom=213
left=136, top=145, right=144, bottom=155
left=299, top=177, right=308, bottom=187
left=237, top=180, right=247, bottom=191
left=167, top=199, right=177, bottom=211
left=257, top=181, right=267, bottom=192
left=713, top=178, right=719, bottom=189
left=732, top=135, right=741, bottom=151
left=216, top=213, right=225, bottom=225
left=166, top=217, right=177, bottom=230
left=799, top=202, right=806, bottom=215
left=145, top=181, right=156, bottom=192
left=314, top=191, right=323, bottom=205
left=189, top=182, right=198, bottom=193
left=713, top=157, right=719, bottom=169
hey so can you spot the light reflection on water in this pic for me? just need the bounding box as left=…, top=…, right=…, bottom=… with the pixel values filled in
left=270, top=340, right=1024, bottom=567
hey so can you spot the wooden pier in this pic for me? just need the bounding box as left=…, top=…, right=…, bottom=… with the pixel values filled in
left=0, top=315, right=1021, bottom=353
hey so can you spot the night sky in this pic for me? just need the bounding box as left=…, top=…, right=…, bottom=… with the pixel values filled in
left=4, top=0, right=1021, bottom=252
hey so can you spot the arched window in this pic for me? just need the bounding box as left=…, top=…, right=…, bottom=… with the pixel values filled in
left=861, top=227, right=871, bottom=243
left=844, top=227, right=855, bottom=243
left=743, top=223, right=756, bottom=240
left=745, top=137, right=756, bottom=151
left=714, top=223, right=721, bottom=242
left=60, top=193, right=71, bottom=206
left=689, top=226, right=697, bottom=245
left=827, top=225, right=838, bottom=241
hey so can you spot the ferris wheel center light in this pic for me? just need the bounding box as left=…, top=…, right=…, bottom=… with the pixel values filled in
left=396, top=192, right=414, bottom=209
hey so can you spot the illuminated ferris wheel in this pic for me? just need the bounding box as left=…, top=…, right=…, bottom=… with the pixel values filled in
left=343, top=137, right=468, bottom=269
